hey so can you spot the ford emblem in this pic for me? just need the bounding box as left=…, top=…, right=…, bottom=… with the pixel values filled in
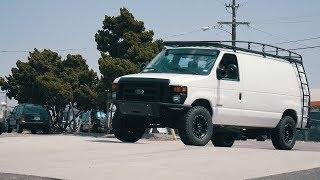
left=135, top=89, right=145, bottom=95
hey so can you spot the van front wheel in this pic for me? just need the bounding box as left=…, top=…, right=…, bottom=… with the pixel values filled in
left=178, top=106, right=213, bottom=146
left=271, top=116, right=297, bottom=150
left=112, top=112, right=145, bottom=143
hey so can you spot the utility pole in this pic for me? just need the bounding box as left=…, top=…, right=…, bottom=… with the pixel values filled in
left=218, top=0, right=250, bottom=46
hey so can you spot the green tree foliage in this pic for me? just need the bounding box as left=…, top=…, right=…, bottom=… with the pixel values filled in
left=98, top=56, right=138, bottom=90
left=0, top=77, right=4, bottom=87
left=95, top=8, right=163, bottom=94
left=1, top=49, right=98, bottom=130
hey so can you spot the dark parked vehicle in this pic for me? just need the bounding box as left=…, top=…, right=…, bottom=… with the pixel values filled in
left=0, top=106, right=6, bottom=135
left=79, top=111, right=109, bottom=133
left=6, top=104, right=50, bottom=134
left=0, top=120, right=4, bottom=135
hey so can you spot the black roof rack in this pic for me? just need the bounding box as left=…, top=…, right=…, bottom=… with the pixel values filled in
left=164, top=41, right=303, bottom=64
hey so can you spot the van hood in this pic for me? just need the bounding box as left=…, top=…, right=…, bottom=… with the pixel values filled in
left=114, top=73, right=209, bottom=87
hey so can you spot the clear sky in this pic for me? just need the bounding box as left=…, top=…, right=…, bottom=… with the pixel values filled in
left=0, top=0, right=319, bottom=88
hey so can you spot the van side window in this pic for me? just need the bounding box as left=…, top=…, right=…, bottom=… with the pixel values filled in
left=218, top=54, right=239, bottom=81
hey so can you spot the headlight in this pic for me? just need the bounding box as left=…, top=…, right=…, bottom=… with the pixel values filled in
left=170, top=85, right=187, bottom=104
left=170, top=85, right=187, bottom=93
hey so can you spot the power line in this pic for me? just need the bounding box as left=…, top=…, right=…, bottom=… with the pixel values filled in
left=214, top=0, right=226, bottom=6
left=253, top=20, right=314, bottom=25
left=248, top=25, right=309, bottom=47
left=251, top=14, right=319, bottom=24
left=248, top=25, right=276, bottom=37
left=289, top=45, right=320, bottom=51
left=248, top=25, right=320, bottom=51
left=218, top=0, right=250, bottom=46
left=274, top=36, right=320, bottom=45
left=163, top=29, right=203, bottom=39
left=0, top=48, right=87, bottom=54
left=162, top=25, right=232, bottom=39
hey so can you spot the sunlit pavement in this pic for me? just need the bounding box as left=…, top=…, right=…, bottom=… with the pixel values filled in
left=0, top=133, right=320, bottom=180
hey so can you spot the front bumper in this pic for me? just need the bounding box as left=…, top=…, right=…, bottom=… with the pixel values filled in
left=113, top=100, right=191, bottom=117
left=21, top=121, right=48, bottom=127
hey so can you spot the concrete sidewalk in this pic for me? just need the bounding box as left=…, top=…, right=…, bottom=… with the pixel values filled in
left=0, top=134, right=320, bottom=180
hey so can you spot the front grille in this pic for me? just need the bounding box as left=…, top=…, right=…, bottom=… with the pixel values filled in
left=117, top=78, right=170, bottom=102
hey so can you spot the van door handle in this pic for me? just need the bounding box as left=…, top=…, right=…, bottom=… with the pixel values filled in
left=239, top=93, right=242, bottom=100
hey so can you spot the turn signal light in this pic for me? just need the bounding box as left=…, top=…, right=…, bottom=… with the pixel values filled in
left=171, top=85, right=187, bottom=93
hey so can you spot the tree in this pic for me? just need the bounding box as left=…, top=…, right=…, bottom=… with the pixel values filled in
left=98, top=55, right=139, bottom=90
left=95, top=8, right=163, bottom=95
left=1, top=49, right=98, bottom=131
left=0, top=77, right=4, bottom=87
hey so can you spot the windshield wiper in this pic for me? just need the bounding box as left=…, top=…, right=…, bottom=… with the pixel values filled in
left=143, top=67, right=159, bottom=72
left=170, top=67, right=199, bottom=75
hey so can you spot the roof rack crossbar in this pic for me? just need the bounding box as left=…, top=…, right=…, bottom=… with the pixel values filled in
left=164, top=41, right=303, bottom=64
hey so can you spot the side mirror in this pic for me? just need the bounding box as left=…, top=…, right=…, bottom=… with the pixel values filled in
left=140, top=62, right=148, bottom=72
left=216, top=67, right=225, bottom=80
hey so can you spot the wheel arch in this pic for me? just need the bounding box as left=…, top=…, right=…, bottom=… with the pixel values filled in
left=282, top=109, right=298, bottom=124
left=191, top=99, right=213, bottom=116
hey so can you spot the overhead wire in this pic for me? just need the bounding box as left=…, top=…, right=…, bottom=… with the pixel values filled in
left=214, top=0, right=226, bottom=6
left=0, top=48, right=87, bottom=54
left=248, top=25, right=309, bottom=48
left=274, top=36, right=320, bottom=45
left=163, top=29, right=203, bottom=39
left=288, top=45, right=320, bottom=51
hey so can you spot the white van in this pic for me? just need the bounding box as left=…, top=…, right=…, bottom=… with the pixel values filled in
left=111, top=41, right=310, bottom=150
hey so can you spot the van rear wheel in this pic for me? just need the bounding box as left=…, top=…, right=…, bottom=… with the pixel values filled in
left=271, top=116, right=296, bottom=150
left=112, top=112, right=145, bottom=143
left=212, top=133, right=235, bottom=147
left=178, top=106, right=213, bottom=146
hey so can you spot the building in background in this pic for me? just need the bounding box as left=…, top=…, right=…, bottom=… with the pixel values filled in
left=311, top=89, right=320, bottom=111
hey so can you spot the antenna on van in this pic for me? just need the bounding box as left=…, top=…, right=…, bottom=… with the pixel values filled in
left=218, top=0, right=250, bottom=47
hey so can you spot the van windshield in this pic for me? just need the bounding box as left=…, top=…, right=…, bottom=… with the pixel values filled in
left=142, top=49, right=220, bottom=75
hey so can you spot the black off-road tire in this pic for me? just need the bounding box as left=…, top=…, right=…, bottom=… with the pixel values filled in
left=212, top=133, right=235, bottom=147
left=6, top=124, right=12, bottom=133
left=271, top=116, right=297, bottom=150
left=112, top=112, right=145, bottom=143
left=0, top=122, right=5, bottom=135
left=42, top=125, right=50, bottom=134
left=6, top=121, right=12, bottom=133
left=178, top=106, right=213, bottom=146
left=16, top=123, right=23, bottom=133
left=31, top=129, right=38, bottom=134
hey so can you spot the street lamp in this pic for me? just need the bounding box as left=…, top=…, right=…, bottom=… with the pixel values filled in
left=201, top=26, right=211, bottom=31
left=202, top=25, right=232, bottom=35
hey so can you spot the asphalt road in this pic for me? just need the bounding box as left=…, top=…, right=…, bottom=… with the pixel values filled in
left=1, top=133, right=320, bottom=180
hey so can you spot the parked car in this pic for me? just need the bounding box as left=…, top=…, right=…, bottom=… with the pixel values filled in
left=111, top=41, right=310, bottom=150
left=6, top=104, right=50, bottom=134
left=0, top=109, right=5, bottom=135
left=79, top=111, right=109, bottom=133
